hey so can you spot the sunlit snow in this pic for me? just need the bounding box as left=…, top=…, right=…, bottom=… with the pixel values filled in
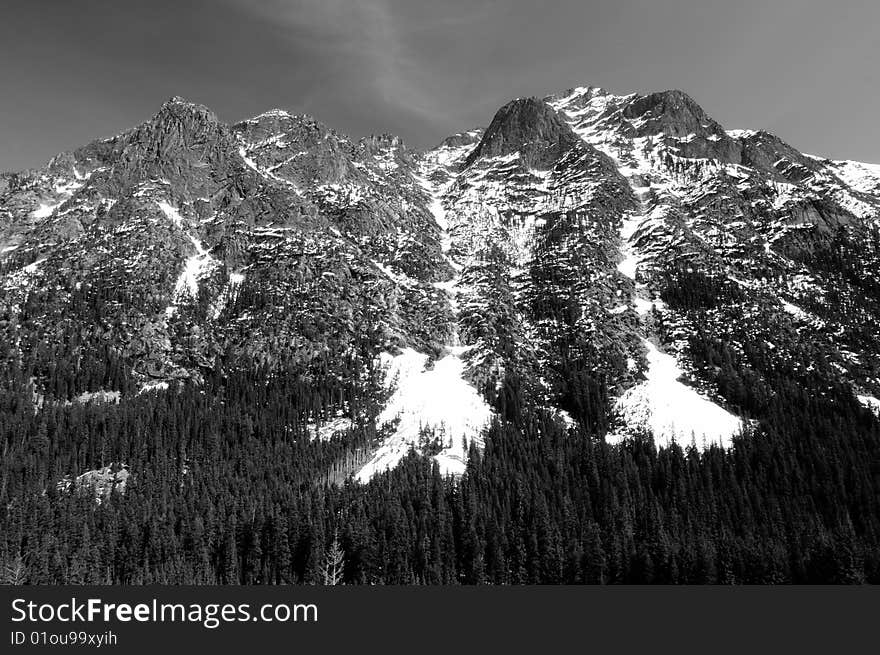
left=355, top=347, right=494, bottom=482
left=633, top=297, right=664, bottom=315
left=174, top=236, right=215, bottom=298
left=828, top=159, right=880, bottom=194
left=209, top=271, right=245, bottom=319
left=31, top=201, right=63, bottom=219
left=139, top=381, right=169, bottom=394
left=23, top=258, right=45, bottom=274
left=781, top=300, right=809, bottom=321
left=165, top=236, right=218, bottom=318
left=156, top=200, right=184, bottom=226
left=617, top=212, right=643, bottom=280
left=725, top=129, right=758, bottom=140
left=238, top=146, right=261, bottom=173
left=354, top=164, right=493, bottom=482
left=609, top=340, right=743, bottom=449
left=858, top=395, right=880, bottom=417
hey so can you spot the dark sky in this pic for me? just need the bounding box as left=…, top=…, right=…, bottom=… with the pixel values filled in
left=2, top=0, right=879, bottom=171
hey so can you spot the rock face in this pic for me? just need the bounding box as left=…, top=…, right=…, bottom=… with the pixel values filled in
left=623, top=90, right=720, bottom=138
left=2, top=85, right=880, bottom=475
left=464, top=97, right=581, bottom=169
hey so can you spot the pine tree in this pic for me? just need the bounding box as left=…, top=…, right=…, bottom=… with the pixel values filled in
left=322, top=530, right=345, bottom=586
left=3, top=551, right=28, bottom=586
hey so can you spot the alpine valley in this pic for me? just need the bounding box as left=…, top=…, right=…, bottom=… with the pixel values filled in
left=2, top=86, right=879, bottom=584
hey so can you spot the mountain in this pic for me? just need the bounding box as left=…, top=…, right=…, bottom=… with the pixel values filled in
left=3, top=87, right=880, bottom=474
left=2, top=86, right=880, bottom=584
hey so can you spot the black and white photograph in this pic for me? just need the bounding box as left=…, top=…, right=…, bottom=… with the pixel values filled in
left=1, top=1, right=879, bottom=645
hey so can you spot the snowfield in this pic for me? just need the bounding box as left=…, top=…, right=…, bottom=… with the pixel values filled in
left=828, top=159, right=880, bottom=195
left=170, top=235, right=217, bottom=305
left=31, top=201, right=64, bottom=219
left=609, top=340, right=743, bottom=449
left=156, top=200, right=184, bottom=226
left=355, top=347, right=494, bottom=482
left=616, top=213, right=642, bottom=280
left=858, top=395, right=880, bottom=417
left=354, top=159, right=494, bottom=483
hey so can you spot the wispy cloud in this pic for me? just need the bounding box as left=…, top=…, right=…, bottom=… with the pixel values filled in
left=228, top=0, right=448, bottom=123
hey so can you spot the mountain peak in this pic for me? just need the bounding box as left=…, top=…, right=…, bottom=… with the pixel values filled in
left=622, top=89, right=719, bottom=137
left=155, top=95, right=218, bottom=122
left=464, top=96, right=580, bottom=169
left=552, top=85, right=610, bottom=103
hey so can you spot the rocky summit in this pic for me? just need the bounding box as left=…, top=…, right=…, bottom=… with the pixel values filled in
left=2, top=86, right=880, bottom=481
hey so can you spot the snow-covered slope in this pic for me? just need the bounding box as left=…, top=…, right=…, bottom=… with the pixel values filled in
left=608, top=339, right=742, bottom=448
left=355, top=347, right=493, bottom=480
left=356, top=153, right=494, bottom=480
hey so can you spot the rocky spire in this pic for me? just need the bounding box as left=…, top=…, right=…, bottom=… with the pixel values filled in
left=464, top=97, right=581, bottom=169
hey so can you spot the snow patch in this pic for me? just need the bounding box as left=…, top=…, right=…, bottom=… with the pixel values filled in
left=609, top=340, right=743, bottom=449
left=239, top=146, right=261, bottom=173
left=23, top=258, right=46, bottom=274
left=173, top=236, right=217, bottom=300
left=726, top=129, right=758, bottom=140
left=209, top=270, right=246, bottom=319
left=249, top=108, right=293, bottom=122
left=239, top=144, right=303, bottom=194
left=31, top=201, right=63, bottom=219
left=617, top=211, right=643, bottom=280
left=634, top=296, right=663, bottom=315
left=414, top=173, right=456, bottom=260
left=858, top=395, right=880, bottom=417
left=139, top=381, right=170, bottom=394
left=156, top=200, right=184, bottom=226
left=828, top=159, right=880, bottom=194
left=781, top=300, right=808, bottom=320
left=355, top=347, right=494, bottom=482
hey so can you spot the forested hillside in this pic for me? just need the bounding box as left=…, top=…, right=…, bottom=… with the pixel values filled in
left=2, top=338, right=878, bottom=583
